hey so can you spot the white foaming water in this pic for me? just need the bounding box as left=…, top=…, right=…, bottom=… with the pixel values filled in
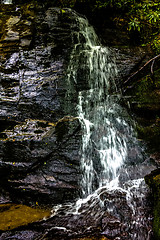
left=67, top=14, right=138, bottom=196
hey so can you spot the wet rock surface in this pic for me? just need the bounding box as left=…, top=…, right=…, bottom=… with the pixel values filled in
left=0, top=4, right=82, bottom=208
left=0, top=184, right=153, bottom=240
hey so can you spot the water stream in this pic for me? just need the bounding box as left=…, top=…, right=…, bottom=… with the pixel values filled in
left=66, top=12, right=149, bottom=197
left=48, top=11, right=156, bottom=240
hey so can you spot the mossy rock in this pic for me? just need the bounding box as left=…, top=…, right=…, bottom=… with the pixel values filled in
left=125, top=67, right=160, bottom=108
left=130, top=72, right=160, bottom=114
left=0, top=203, right=51, bottom=231
left=124, top=68, right=160, bottom=151
left=136, top=120, right=160, bottom=151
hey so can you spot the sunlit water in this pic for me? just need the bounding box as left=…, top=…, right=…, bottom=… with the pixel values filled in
left=51, top=10, right=154, bottom=240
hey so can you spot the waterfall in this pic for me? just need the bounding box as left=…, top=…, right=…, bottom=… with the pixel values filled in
left=66, top=13, right=145, bottom=196
left=50, top=10, right=154, bottom=240
left=2, top=0, right=12, bottom=4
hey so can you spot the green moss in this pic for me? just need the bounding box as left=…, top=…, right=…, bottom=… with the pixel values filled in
left=136, top=120, right=160, bottom=152
left=126, top=68, right=160, bottom=114
left=152, top=34, right=160, bottom=54
left=0, top=203, right=51, bottom=231
left=135, top=75, right=159, bottom=102
left=125, top=68, right=160, bottom=152
left=137, top=122, right=160, bottom=137
left=153, top=175, right=160, bottom=181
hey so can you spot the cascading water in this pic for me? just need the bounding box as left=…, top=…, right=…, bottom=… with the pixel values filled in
left=1, top=0, right=12, bottom=4
left=67, top=16, right=119, bottom=195
left=66, top=13, right=146, bottom=195
left=49, top=10, right=155, bottom=240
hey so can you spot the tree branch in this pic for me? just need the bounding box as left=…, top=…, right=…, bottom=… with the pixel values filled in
left=151, top=58, right=155, bottom=75
left=123, top=54, right=160, bottom=85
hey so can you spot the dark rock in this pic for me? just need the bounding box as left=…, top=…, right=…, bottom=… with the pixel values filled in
left=0, top=5, right=83, bottom=207
left=0, top=230, right=41, bottom=240
left=102, top=215, right=121, bottom=238
left=150, top=152, right=160, bottom=166
left=0, top=117, right=81, bottom=205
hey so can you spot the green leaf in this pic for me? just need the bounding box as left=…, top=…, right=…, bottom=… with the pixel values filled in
left=61, top=9, right=66, bottom=14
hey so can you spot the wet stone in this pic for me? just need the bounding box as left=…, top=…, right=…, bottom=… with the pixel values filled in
left=0, top=4, right=81, bottom=210
left=0, top=117, right=81, bottom=205
left=20, top=38, right=32, bottom=47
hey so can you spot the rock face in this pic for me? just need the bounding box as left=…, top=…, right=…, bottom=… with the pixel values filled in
left=0, top=4, right=82, bottom=206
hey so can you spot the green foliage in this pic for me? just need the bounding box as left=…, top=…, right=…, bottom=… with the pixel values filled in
left=152, top=35, right=160, bottom=54
left=128, top=18, right=141, bottom=32
left=51, top=0, right=160, bottom=47
left=58, top=0, right=76, bottom=8
left=94, top=0, right=160, bottom=43
left=49, top=0, right=77, bottom=8
left=127, top=1, right=160, bottom=31
left=99, top=0, right=160, bottom=48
